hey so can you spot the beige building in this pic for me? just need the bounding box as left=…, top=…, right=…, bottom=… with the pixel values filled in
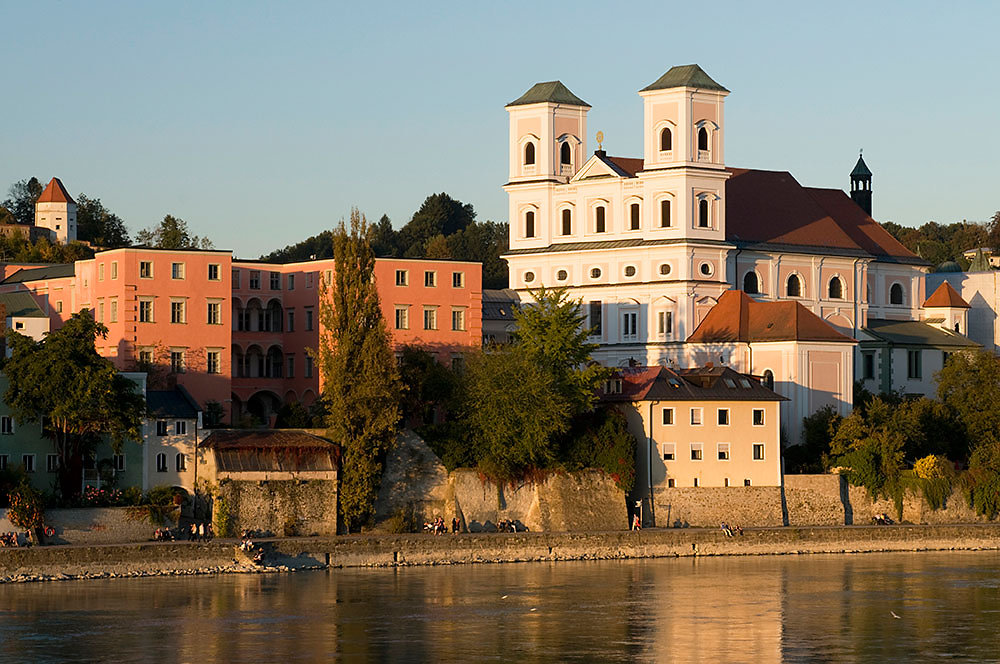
left=603, top=365, right=784, bottom=522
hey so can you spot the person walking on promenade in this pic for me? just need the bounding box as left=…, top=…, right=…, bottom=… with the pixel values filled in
left=632, top=514, right=642, bottom=531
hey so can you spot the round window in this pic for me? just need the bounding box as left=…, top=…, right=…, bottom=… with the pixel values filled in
left=700, top=262, right=713, bottom=276
left=590, top=267, right=602, bottom=279
left=556, top=269, right=568, bottom=281
left=524, top=271, right=535, bottom=283
left=624, top=265, right=636, bottom=277
left=659, top=263, right=671, bottom=276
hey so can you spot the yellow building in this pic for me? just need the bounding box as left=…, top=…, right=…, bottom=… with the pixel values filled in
left=603, top=365, right=785, bottom=514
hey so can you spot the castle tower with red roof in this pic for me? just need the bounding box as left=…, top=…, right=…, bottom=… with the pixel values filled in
left=35, top=177, right=77, bottom=244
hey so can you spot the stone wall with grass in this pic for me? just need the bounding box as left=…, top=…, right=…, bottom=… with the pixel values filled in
left=215, top=479, right=338, bottom=537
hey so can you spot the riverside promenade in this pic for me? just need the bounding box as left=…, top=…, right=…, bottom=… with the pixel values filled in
left=2, top=524, right=999, bottom=584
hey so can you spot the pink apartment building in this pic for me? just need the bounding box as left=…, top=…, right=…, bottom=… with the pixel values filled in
left=0, top=250, right=483, bottom=426
left=230, top=257, right=482, bottom=421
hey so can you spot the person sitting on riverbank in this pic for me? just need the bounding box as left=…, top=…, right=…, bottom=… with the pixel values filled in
left=451, top=518, right=460, bottom=534
left=721, top=522, right=734, bottom=537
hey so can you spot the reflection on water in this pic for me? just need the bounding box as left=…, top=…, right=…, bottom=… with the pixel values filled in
left=1, top=550, right=998, bottom=663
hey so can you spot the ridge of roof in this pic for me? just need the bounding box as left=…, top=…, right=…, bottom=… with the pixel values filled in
left=640, top=64, right=729, bottom=93
left=923, top=281, right=970, bottom=308
left=0, top=263, right=76, bottom=284
left=36, top=177, right=75, bottom=205
left=604, top=156, right=644, bottom=178
left=0, top=291, right=46, bottom=318
left=507, top=81, right=590, bottom=108
left=687, top=290, right=856, bottom=344
left=864, top=318, right=979, bottom=348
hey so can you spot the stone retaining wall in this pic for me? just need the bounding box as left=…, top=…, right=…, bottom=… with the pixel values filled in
left=650, top=486, right=785, bottom=528
left=0, top=507, right=171, bottom=545
left=217, top=479, right=338, bottom=537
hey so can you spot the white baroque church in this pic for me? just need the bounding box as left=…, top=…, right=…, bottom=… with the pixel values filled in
left=501, top=65, right=961, bottom=444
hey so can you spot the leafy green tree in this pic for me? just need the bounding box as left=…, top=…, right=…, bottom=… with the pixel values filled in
left=3, top=313, right=145, bottom=498
left=446, top=220, right=509, bottom=289
left=2, top=177, right=43, bottom=226
left=561, top=406, right=636, bottom=492
left=260, top=229, right=335, bottom=263
left=397, top=192, right=475, bottom=257
left=462, top=348, right=569, bottom=482
left=830, top=397, right=908, bottom=499
left=76, top=194, right=131, bottom=248
left=318, top=209, right=401, bottom=532
left=514, top=286, right=610, bottom=416
left=0, top=206, right=15, bottom=226
left=398, top=346, right=460, bottom=426
left=136, top=214, right=213, bottom=249
left=370, top=214, right=398, bottom=257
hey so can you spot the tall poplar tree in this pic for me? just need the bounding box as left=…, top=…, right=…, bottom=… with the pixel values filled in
left=318, top=209, right=401, bottom=532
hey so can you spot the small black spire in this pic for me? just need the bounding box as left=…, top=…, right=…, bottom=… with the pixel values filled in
left=850, top=150, right=872, bottom=216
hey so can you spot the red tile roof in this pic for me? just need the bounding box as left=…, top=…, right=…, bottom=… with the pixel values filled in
left=601, top=365, right=785, bottom=402
left=687, top=290, right=856, bottom=343
left=36, top=177, right=74, bottom=204
left=605, top=156, right=645, bottom=178
left=923, top=281, right=970, bottom=308
left=725, top=169, right=921, bottom=263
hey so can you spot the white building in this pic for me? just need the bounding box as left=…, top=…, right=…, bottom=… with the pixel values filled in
left=34, top=177, right=77, bottom=245
left=502, top=65, right=934, bottom=443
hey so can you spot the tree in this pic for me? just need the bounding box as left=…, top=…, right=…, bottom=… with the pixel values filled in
left=3, top=313, right=145, bottom=498
left=462, top=348, right=570, bottom=482
left=370, top=214, right=398, bottom=257
left=136, top=214, right=213, bottom=249
left=398, top=346, right=460, bottom=426
left=260, top=230, right=335, bottom=263
left=446, top=220, right=509, bottom=289
left=318, top=209, right=401, bottom=531
left=424, top=234, right=451, bottom=259
left=937, top=349, right=1000, bottom=453
left=2, top=177, right=43, bottom=226
left=76, top=194, right=131, bottom=248
left=397, top=193, right=475, bottom=257
left=514, top=286, right=610, bottom=416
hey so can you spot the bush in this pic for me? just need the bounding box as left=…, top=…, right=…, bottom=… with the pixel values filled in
left=213, top=495, right=234, bottom=537
left=419, top=422, right=477, bottom=471
left=383, top=505, right=417, bottom=534
left=6, top=482, right=44, bottom=529
left=562, top=407, right=636, bottom=493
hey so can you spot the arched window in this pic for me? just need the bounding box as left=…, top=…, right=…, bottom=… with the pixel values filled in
left=524, top=142, right=535, bottom=165
left=155, top=453, right=167, bottom=473
left=630, top=203, right=640, bottom=230
left=786, top=274, right=802, bottom=297
left=560, top=142, right=571, bottom=165
left=561, top=209, right=571, bottom=236
left=698, top=127, right=709, bottom=152
left=828, top=277, right=843, bottom=300
left=525, top=211, right=535, bottom=238
left=595, top=206, right=606, bottom=233
left=175, top=453, right=186, bottom=472
left=762, top=370, right=774, bottom=391
left=698, top=199, right=710, bottom=228
left=743, top=271, right=759, bottom=294
left=660, top=199, right=671, bottom=228
left=889, top=283, right=904, bottom=305
left=955, top=321, right=961, bottom=333
left=660, top=127, right=672, bottom=151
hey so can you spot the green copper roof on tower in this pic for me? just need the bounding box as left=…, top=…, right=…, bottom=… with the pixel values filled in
left=640, top=64, right=728, bottom=93
left=851, top=154, right=872, bottom=178
left=507, top=81, right=590, bottom=108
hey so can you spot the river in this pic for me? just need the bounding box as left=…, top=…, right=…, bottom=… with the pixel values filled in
left=1, top=550, right=998, bottom=663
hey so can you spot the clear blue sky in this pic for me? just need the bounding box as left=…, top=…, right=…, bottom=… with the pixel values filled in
left=3, top=1, right=997, bottom=258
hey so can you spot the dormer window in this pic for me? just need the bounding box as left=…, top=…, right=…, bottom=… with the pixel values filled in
left=595, top=206, right=606, bottom=233
left=524, top=142, right=535, bottom=166
left=698, top=126, right=709, bottom=152
left=561, top=209, right=572, bottom=236
left=525, top=210, right=535, bottom=238
left=890, top=283, right=904, bottom=305
left=698, top=199, right=710, bottom=228
left=828, top=277, right=844, bottom=300
left=560, top=142, right=571, bottom=165
left=660, top=127, right=672, bottom=151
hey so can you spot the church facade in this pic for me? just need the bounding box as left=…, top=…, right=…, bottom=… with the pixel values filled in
left=502, top=65, right=931, bottom=443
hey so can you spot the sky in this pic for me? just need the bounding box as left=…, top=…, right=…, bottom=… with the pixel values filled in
left=2, top=1, right=998, bottom=259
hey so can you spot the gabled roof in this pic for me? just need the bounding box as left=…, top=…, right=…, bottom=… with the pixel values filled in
left=36, top=177, right=75, bottom=204
left=923, top=281, right=970, bottom=309
left=0, top=291, right=46, bottom=318
left=0, top=263, right=76, bottom=284
left=725, top=169, right=926, bottom=265
left=640, top=64, right=729, bottom=93
left=687, top=290, right=856, bottom=344
left=863, top=318, right=978, bottom=348
left=605, top=156, right=644, bottom=178
left=850, top=155, right=872, bottom=178
left=200, top=429, right=338, bottom=450
left=507, top=81, right=590, bottom=108
left=601, top=365, right=784, bottom=403
left=147, top=386, right=201, bottom=419
left=570, top=153, right=637, bottom=182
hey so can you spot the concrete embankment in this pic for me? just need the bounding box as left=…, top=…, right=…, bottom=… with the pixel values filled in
left=2, top=524, right=999, bottom=584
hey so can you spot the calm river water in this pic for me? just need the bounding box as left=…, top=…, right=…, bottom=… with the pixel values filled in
left=1, top=550, right=998, bottom=663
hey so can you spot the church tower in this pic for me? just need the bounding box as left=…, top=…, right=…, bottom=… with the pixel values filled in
left=35, top=177, right=77, bottom=244
left=850, top=153, right=873, bottom=217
